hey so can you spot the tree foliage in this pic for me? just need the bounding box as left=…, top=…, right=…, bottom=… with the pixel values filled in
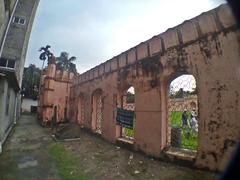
left=39, top=45, right=78, bottom=74
left=56, top=52, right=77, bottom=74
left=39, top=45, right=53, bottom=62
left=170, top=87, right=197, bottom=99
left=21, top=64, right=41, bottom=100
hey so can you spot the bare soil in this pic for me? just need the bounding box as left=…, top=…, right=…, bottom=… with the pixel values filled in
left=0, top=114, right=219, bottom=180
left=62, top=130, right=219, bottom=180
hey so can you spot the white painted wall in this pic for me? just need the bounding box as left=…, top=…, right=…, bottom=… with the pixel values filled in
left=21, top=98, right=38, bottom=112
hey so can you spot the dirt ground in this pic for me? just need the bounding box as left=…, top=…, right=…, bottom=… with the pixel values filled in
left=0, top=114, right=219, bottom=180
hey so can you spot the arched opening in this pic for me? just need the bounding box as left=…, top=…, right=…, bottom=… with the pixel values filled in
left=168, top=74, right=198, bottom=151
left=92, top=89, right=103, bottom=134
left=116, top=86, right=135, bottom=142
left=77, top=95, right=84, bottom=127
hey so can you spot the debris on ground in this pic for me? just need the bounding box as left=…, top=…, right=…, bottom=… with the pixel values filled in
left=134, top=170, right=140, bottom=174
left=129, top=153, right=133, bottom=160
left=54, top=123, right=81, bottom=140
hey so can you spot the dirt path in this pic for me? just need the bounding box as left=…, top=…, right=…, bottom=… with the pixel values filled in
left=0, top=114, right=219, bottom=180
left=0, top=114, right=59, bottom=180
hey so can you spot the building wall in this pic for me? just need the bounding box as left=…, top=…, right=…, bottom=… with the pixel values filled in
left=0, top=0, right=15, bottom=47
left=1, top=0, right=40, bottom=84
left=39, top=60, right=74, bottom=124
left=0, top=0, right=8, bottom=44
left=0, top=0, right=39, bottom=152
left=0, top=78, right=5, bottom=144
left=21, top=98, right=38, bottom=112
left=67, top=4, right=239, bottom=171
left=0, top=78, right=16, bottom=151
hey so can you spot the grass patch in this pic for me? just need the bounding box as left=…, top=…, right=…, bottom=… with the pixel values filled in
left=124, top=118, right=135, bottom=138
left=125, top=128, right=134, bottom=138
left=181, top=128, right=198, bottom=150
left=48, top=143, right=92, bottom=180
left=171, top=112, right=183, bottom=128
left=121, top=112, right=197, bottom=149
left=171, top=112, right=198, bottom=150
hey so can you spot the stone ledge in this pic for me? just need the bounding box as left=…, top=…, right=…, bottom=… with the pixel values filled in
left=117, top=137, right=134, bottom=144
left=164, top=147, right=196, bottom=162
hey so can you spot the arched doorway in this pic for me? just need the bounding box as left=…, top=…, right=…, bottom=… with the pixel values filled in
left=168, top=74, right=198, bottom=151
left=92, top=89, right=103, bottom=134
left=117, top=86, right=135, bottom=142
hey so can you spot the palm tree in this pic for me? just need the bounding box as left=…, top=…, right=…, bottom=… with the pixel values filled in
left=39, top=45, right=53, bottom=72
left=38, top=45, right=53, bottom=97
left=56, top=52, right=77, bottom=74
left=39, top=45, right=53, bottom=61
left=55, top=52, right=77, bottom=121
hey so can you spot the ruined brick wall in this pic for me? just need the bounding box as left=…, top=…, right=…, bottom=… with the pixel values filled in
left=39, top=59, right=74, bottom=124
left=169, top=95, right=198, bottom=112
left=69, top=4, right=239, bottom=171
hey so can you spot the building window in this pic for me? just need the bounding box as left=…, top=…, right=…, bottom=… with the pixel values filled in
left=12, top=16, right=26, bottom=25
left=0, top=58, right=7, bottom=67
left=121, top=86, right=135, bottom=141
left=19, top=18, right=25, bottom=24
left=7, top=60, right=15, bottom=68
left=0, top=58, right=15, bottom=69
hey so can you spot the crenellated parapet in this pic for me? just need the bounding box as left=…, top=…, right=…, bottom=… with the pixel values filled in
left=76, top=4, right=236, bottom=85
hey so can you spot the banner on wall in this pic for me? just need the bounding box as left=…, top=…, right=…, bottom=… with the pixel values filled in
left=116, top=108, right=134, bottom=129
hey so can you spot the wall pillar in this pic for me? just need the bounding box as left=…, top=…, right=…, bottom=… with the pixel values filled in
left=41, top=57, right=56, bottom=124
left=134, top=80, right=163, bottom=157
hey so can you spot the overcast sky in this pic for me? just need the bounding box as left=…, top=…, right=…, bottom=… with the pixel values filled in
left=25, top=0, right=225, bottom=73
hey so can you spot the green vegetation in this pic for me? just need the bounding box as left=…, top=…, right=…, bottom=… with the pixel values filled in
left=125, top=128, right=134, bottom=138
left=124, top=117, right=135, bottom=138
left=122, top=112, right=197, bottom=150
left=56, top=51, right=77, bottom=74
left=39, top=45, right=77, bottom=74
left=22, top=64, right=41, bottom=100
left=170, top=87, right=197, bottom=99
left=48, top=143, right=92, bottom=180
left=121, top=111, right=197, bottom=150
left=126, top=92, right=135, bottom=103
left=171, top=111, right=183, bottom=128
left=171, top=111, right=198, bottom=150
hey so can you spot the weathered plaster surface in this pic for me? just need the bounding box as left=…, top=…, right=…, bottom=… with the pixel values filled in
left=39, top=4, right=240, bottom=171
left=39, top=60, right=74, bottom=124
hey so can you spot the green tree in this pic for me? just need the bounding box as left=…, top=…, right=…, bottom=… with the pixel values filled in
left=56, top=52, right=77, bottom=74
left=22, top=64, right=41, bottom=100
left=39, top=45, right=53, bottom=62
